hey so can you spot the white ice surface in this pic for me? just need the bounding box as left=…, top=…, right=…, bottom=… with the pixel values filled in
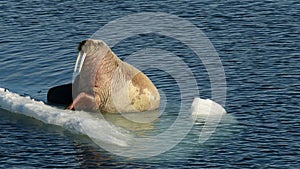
left=0, top=88, right=130, bottom=147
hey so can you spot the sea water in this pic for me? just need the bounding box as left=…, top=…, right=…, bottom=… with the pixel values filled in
left=0, top=0, right=299, bottom=168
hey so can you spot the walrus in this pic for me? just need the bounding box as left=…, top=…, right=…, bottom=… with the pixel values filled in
left=64, top=39, right=160, bottom=113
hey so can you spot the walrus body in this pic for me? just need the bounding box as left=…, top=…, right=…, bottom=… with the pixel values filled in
left=68, top=39, right=160, bottom=113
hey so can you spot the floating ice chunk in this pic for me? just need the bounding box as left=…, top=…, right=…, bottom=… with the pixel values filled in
left=191, top=97, right=226, bottom=121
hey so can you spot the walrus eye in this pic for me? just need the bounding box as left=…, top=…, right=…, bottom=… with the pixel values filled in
left=78, top=40, right=87, bottom=51
left=73, top=51, right=86, bottom=82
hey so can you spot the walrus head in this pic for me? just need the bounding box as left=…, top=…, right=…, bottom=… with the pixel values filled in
left=73, top=39, right=110, bottom=82
left=72, top=39, right=112, bottom=100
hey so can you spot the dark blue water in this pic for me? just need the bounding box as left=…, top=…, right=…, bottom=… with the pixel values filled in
left=0, top=0, right=299, bottom=168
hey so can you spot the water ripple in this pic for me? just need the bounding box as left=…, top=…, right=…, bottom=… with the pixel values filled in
left=1, top=0, right=300, bottom=168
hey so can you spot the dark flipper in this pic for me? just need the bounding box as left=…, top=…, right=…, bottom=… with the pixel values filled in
left=47, top=83, right=73, bottom=105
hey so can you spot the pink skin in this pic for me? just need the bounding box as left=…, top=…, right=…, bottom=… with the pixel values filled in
left=68, top=71, right=99, bottom=112
left=67, top=40, right=110, bottom=112
left=67, top=92, right=97, bottom=112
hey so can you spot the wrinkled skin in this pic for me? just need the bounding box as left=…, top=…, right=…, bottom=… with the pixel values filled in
left=68, top=39, right=160, bottom=113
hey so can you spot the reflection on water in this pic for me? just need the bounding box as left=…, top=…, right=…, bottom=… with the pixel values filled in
left=102, top=110, right=160, bottom=134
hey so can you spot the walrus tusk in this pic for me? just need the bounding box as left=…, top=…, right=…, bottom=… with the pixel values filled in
left=73, top=51, right=86, bottom=82
left=78, top=52, right=86, bottom=73
left=74, top=51, right=81, bottom=72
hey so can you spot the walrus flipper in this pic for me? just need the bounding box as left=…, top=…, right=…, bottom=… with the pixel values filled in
left=67, top=92, right=98, bottom=112
left=47, top=83, right=73, bottom=105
